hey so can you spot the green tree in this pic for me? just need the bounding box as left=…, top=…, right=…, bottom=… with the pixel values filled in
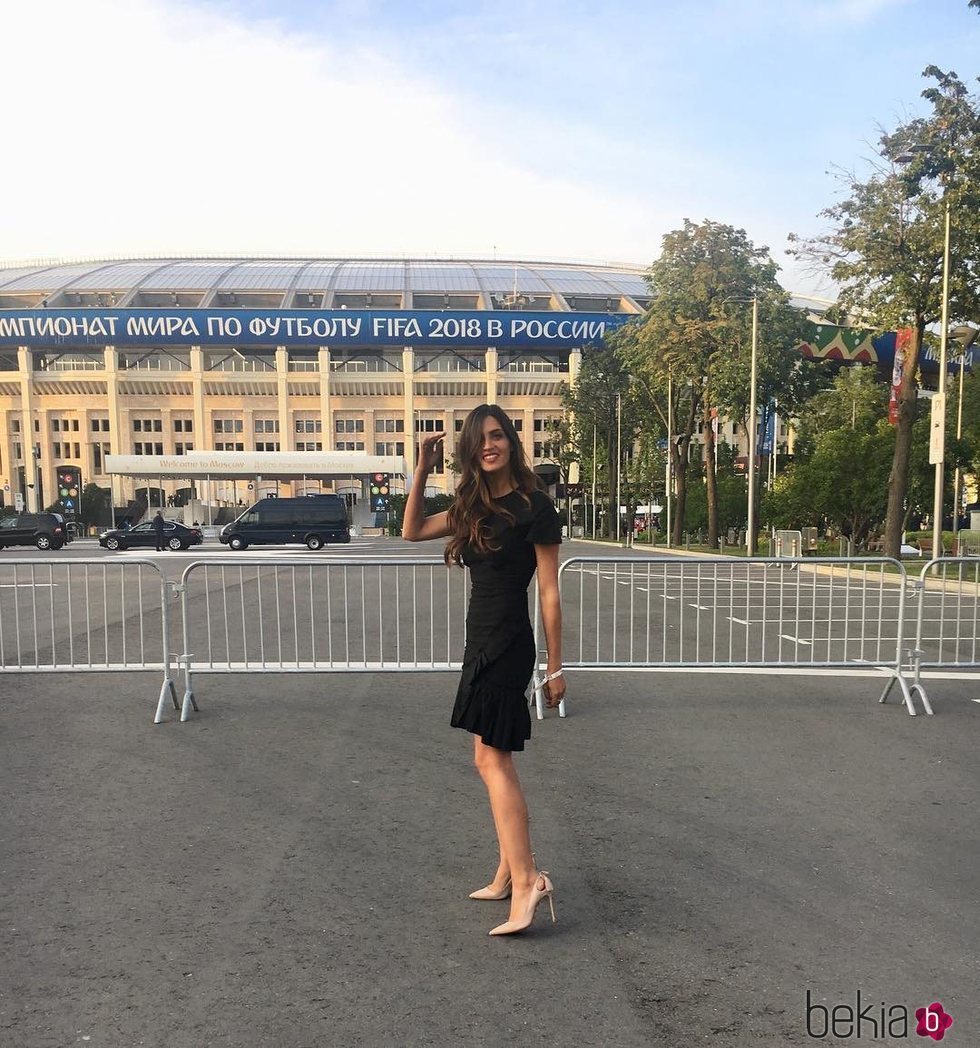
left=79, top=483, right=111, bottom=527
left=622, top=219, right=809, bottom=547
left=790, top=67, right=980, bottom=557
left=763, top=367, right=934, bottom=548
left=562, top=340, right=644, bottom=537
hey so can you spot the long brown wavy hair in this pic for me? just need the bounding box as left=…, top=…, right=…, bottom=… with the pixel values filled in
left=444, top=404, right=542, bottom=565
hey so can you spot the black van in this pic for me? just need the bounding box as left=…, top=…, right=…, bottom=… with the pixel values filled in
left=218, top=496, right=350, bottom=551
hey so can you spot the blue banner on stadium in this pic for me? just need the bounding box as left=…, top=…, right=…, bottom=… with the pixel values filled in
left=0, top=308, right=633, bottom=349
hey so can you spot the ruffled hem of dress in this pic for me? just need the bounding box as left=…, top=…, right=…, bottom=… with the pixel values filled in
left=451, top=678, right=532, bottom=752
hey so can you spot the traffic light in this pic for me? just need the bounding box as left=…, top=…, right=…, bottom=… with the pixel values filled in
left=56, top=464, right=82, bottom=519
left=369, top=472, right=390, bottom=512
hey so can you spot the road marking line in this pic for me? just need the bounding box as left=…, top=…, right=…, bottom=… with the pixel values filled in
left=729, top=616, right=749, bottom=625
left=688, top=603, right=711, bottom=611
left=781, top=634, right=811, bottom=645
left=0, top=583, right=58, bottom=588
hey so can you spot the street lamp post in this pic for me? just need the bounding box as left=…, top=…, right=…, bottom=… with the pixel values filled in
left=666, top=373, right=673, bottom=548
left=722, top=295, right=760, bottom=555
left=895, top=143, right=954, bottom=562
left=615, top=393, right=622, bottom=544
left=930, top=192, right=952, bottom=560
left=950, top=325, right=979, bottom=550
left=746, top=295, right=759, bottom=556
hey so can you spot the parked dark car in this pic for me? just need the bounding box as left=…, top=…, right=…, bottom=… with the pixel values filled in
left=0, top=511, right=68, bottom=550
left=219, top=495, right=350, bottom=550
left=99, top=519, right=203, bottom=551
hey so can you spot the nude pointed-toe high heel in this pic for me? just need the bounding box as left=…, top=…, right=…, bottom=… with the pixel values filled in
left=469, top=876, right=512, bottom=901
left=488, top=873, right=556, bottom=936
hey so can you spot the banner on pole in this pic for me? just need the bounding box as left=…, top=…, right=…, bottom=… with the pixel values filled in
left=888, top=327, right=912, bottom=425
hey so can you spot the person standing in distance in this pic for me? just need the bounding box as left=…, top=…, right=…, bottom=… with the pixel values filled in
left=402, top=404, right=565, bottom=936
left=152, top=509, right=166, bottom=552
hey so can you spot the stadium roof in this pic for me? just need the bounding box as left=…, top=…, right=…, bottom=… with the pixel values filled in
left=0, top=256, right=834, bottom=317
left=0, top=257, right=653, bottom=312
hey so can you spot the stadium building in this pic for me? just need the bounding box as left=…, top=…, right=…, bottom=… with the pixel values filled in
left=0, top=257, right=652, bottom=524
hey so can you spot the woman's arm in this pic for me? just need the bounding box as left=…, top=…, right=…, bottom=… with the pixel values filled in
left=401, top=431, right=453, bottom=542
left=534, top=542, right=565, bottom=707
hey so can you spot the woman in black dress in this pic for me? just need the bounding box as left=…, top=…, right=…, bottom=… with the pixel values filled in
left=402, top=404, right=565, bottom=936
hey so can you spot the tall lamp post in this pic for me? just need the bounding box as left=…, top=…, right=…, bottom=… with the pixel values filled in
left=950, top=325, right=978, bottom=550
left=747, top=295, right=759, bottom=556
left=931, top=192, right=952, bottom=561
left=895, top=143, right=952, bottom=561
left=723, top=296, right=760, bottom=555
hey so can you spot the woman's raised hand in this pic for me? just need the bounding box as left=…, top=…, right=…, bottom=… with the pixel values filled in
left=418, top=431, right=445, bottom=473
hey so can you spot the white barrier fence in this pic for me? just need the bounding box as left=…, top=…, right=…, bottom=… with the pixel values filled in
left=174, top=557, right=472, bottom=721
left=0, top=558, right=180, bottom=719
left=553, top=556, right=927, bottom=715
left=902, top=557, right=980, bottom=711
left=3, top=554, right=979, bottom=722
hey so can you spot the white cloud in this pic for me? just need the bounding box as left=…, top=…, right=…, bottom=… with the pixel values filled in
left=1, top=0, right=671, bottom=267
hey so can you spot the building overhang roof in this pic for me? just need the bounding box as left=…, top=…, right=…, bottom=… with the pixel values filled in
left=105, top=450, right=407, bottom=479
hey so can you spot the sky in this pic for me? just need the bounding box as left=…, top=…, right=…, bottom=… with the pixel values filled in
left=2, top=0, right=979, bottom=298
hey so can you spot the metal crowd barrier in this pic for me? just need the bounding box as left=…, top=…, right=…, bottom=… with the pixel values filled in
left=7, top=552, right=979, bottom=724
left=900, top=557, right=980, bottom=711
left=0, top=558, right=180, bottom=721
left=173, top=557, right=473, bottom=720
left=553, top=555, right=929, bottom=715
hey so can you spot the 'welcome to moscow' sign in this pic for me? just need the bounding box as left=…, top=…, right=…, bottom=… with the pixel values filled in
left=0, top=308, right=634, bottom=349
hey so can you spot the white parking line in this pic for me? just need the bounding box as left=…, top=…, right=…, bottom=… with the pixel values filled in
left=729, top=616, right=749, bottom=625
left=781, top=634, right=811, bottom=645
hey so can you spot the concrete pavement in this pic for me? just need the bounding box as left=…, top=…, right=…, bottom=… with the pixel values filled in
left=2, top=668, right=978, bottom=1047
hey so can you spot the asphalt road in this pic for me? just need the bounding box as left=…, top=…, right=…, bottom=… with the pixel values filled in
left=1, top=666, right=978, bottom=1047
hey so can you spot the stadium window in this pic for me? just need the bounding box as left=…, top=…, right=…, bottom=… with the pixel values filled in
left=415, top=418, right=444, bottom=433
left=375, top=418, right=404, bottom=433
left=375, top=441, right=404, bottom=456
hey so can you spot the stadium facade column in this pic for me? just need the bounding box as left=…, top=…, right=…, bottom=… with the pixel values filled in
left=275, top=346, right=289, bottom=448
left=485, top=347, right=497, bottom=405
left=104, top=344, right=124, bottom=506
left=190, top=346, right=206, bottom=453
left=403, top=346, right=415, bottom=474
left=568, top=348, right=583, bottom=485
left=318, top=346, right=332, bottom=441
left=17, top=346, right=39, bottom=510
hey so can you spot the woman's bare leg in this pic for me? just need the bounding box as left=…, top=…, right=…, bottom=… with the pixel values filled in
left=473, top=736, right=539, bottom=922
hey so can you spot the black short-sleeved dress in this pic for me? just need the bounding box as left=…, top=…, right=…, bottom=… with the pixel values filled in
left=450, top=487, right=562, bottom=752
